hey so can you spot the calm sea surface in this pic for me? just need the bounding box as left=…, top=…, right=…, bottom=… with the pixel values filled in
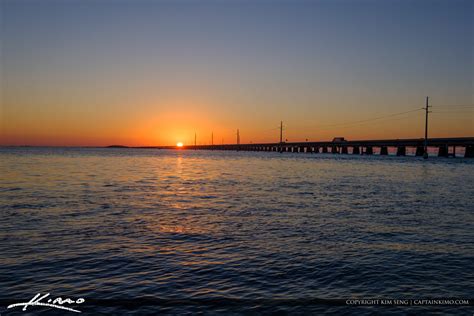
left=1, top=147, right=473, bottom=315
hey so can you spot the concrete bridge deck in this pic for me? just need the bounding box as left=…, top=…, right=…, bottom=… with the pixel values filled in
left=136, top=137, right=474, bottom=158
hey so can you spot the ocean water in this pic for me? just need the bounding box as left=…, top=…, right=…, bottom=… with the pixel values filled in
left=1, top=147, right=473, bottom=315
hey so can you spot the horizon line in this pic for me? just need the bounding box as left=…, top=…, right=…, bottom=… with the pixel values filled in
left=2, top=135, right=474, bottom=148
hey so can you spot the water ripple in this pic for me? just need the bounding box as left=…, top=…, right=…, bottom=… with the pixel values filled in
left=1, top=148, right=473, bottom=314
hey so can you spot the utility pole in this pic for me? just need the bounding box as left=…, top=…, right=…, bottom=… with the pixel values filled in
left=211, top=132, right=213, bottom=145
left=194, top=132, right=197, bottom=147
left=237, top=129, right=240, bottom=145
left=280, top=121, right=283, bottom=144
left=423, top=96, right=431, bottom=159
left=279, top=121, right=284, bottom=153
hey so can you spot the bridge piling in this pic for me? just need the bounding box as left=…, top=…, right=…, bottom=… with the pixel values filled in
left=438, top=145, right=448, bottom=157
left=380, top=146, right=388, bottom=155
left=415, top=146, right=424, bottom=156
left=465, top=145, right=474, bottom=158
left=397, top=146, right=406, bottom=156
left=352, top=146, right=360, bottom=155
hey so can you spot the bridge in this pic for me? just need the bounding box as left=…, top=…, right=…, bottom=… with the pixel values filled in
left=144, top=137, right=474, bottom=158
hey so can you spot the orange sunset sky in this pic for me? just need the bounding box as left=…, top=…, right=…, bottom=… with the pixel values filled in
left=1, top=0, right=473, bottom=146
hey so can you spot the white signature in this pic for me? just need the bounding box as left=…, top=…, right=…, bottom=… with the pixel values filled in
left=7, top=293, right=85, bottom=313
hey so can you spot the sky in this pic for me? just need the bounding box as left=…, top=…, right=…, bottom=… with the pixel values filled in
left=1, top=0, right=472, bottom=146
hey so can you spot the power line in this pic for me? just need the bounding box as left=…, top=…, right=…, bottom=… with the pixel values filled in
left=315, top=108, right=424, bottom=129
left=431, top=113, right=474, bottom=117
left=433, top=105, right=474, bottom=108
left=431, top=111, right=474, bottom=114
left=200, top=101, right=468, bottom=146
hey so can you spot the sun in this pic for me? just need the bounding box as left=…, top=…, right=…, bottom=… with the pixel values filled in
left=176, top=142, right=183, bottom=147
